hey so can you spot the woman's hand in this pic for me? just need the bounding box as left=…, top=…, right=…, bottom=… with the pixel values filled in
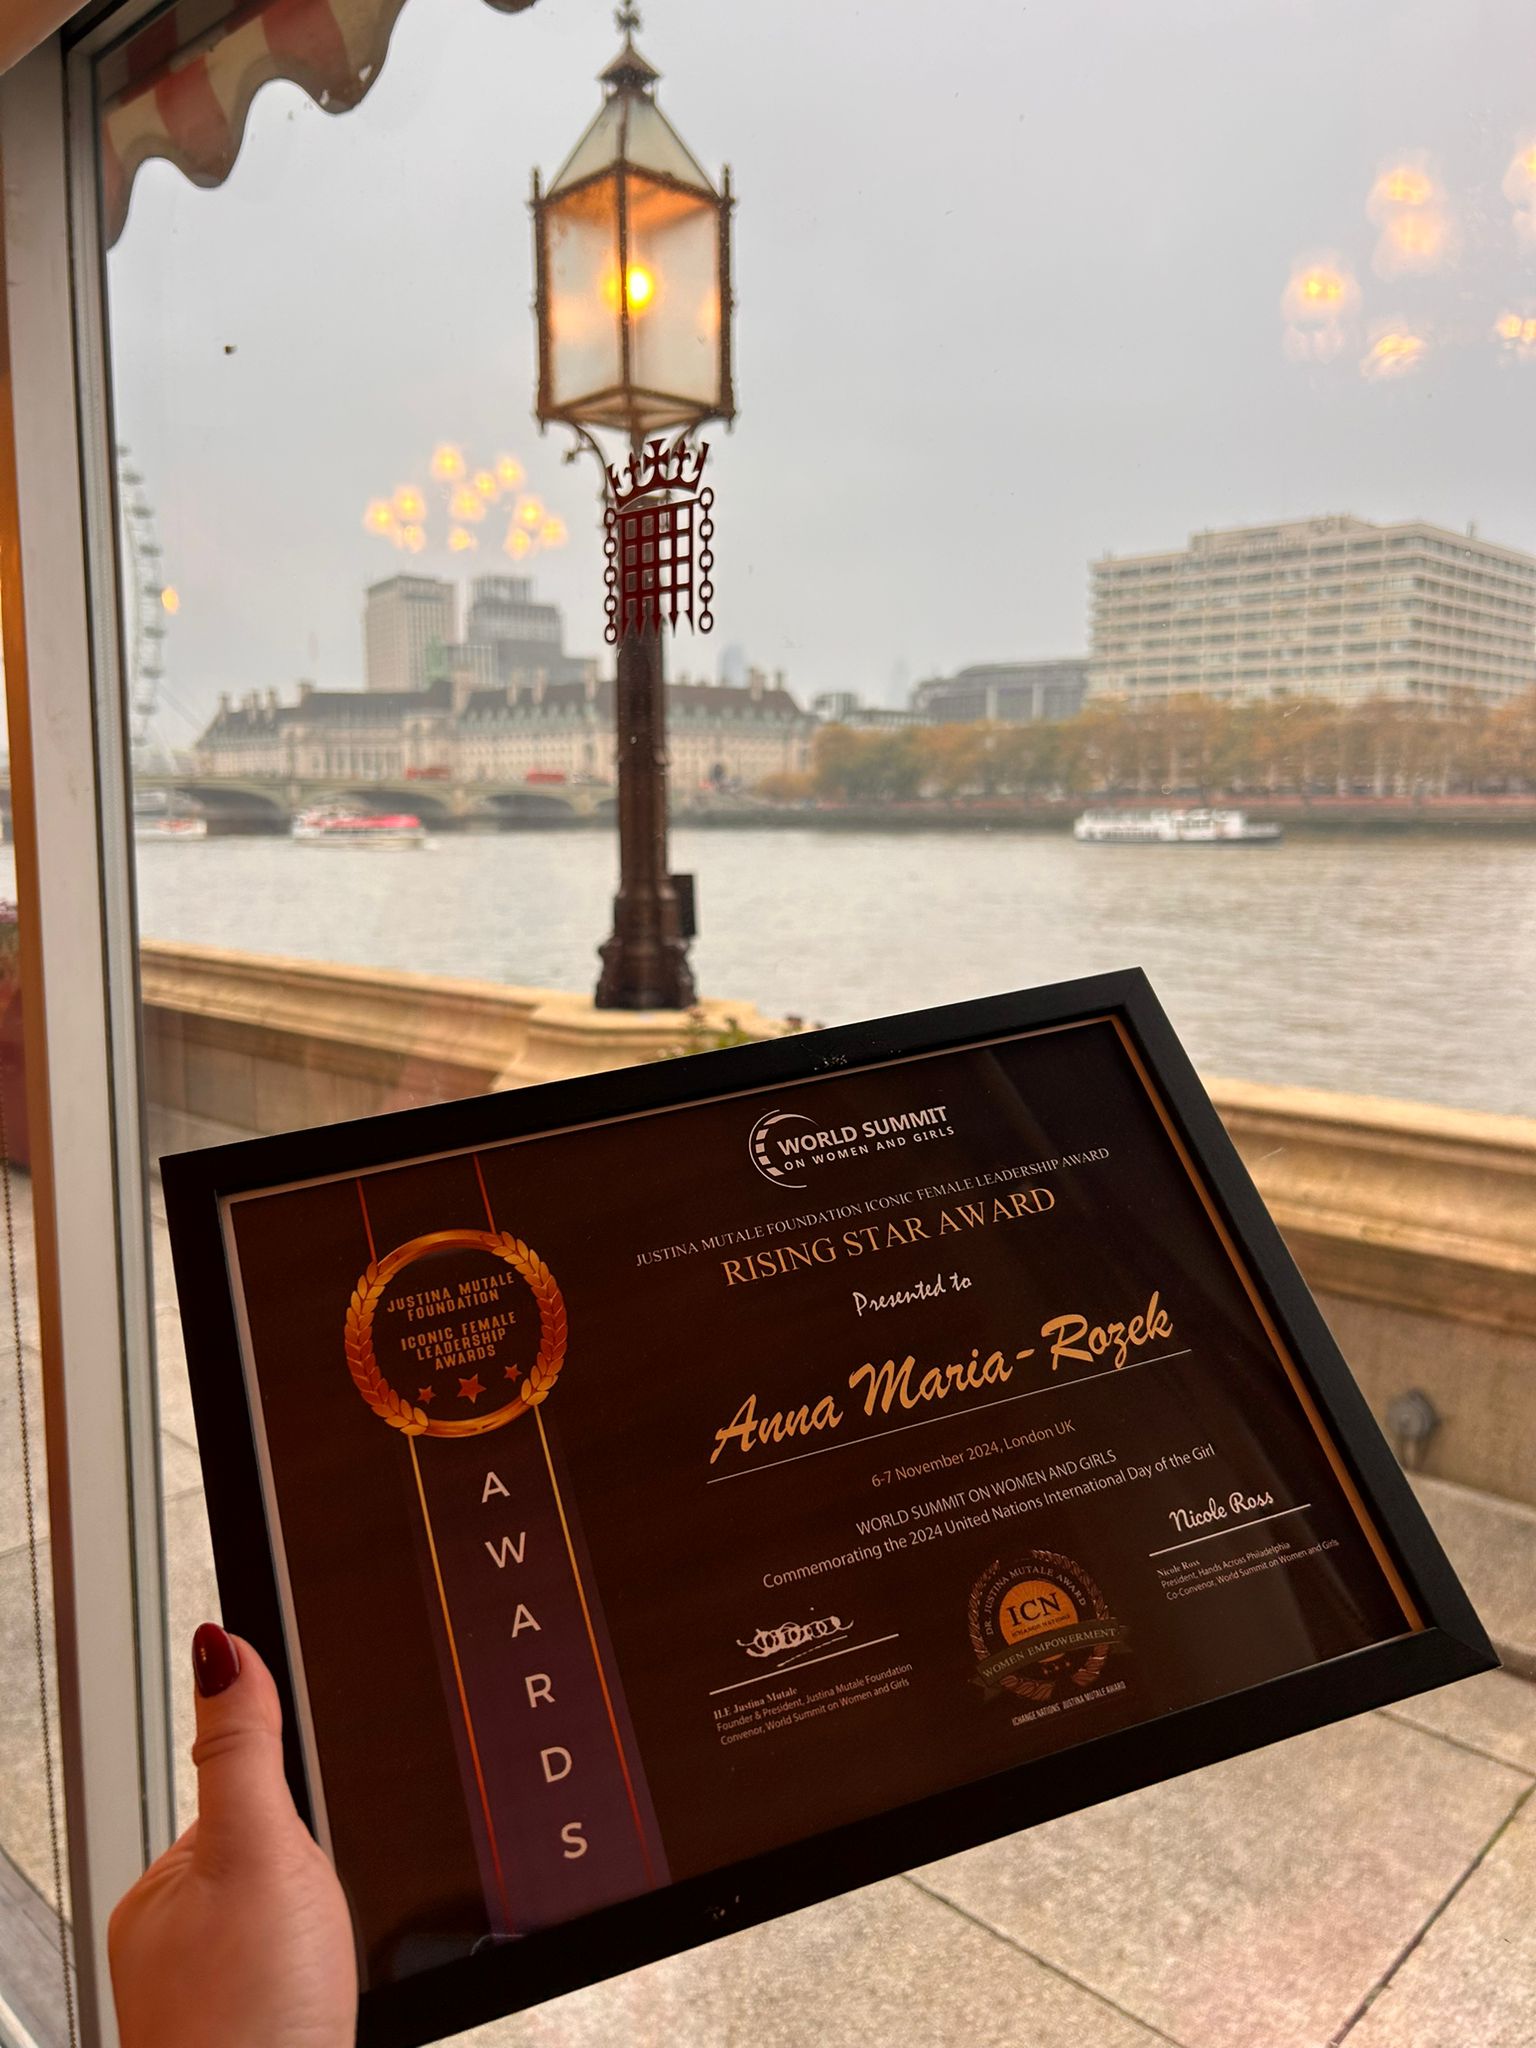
left=109, top=1625, right=357, bottom=2048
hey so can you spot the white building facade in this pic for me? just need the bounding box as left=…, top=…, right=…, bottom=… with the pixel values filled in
left=194, top=672, right=815, bottom=788
left=1090, top=516, right=1536, bottom=708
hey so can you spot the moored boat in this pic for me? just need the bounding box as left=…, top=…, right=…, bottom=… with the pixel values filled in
left=1073, top=807, right=1282, bottom=846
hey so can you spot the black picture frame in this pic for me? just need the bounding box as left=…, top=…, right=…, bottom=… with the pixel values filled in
left=162, top=969, right=1495, bottom=2048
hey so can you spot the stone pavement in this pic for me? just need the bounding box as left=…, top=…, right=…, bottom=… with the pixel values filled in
left=1, top=1172, right=1533, bottom=2047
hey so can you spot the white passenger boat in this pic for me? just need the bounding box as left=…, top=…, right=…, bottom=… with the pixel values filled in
left=1072, top=807, right=1282, bottom=846
left=292, top=807, right=427, bottom=846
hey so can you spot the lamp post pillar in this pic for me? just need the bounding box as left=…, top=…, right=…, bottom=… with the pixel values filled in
left=531, top=10, right=732, bottom=1010
left=596, top=613, right=694, bottom=1010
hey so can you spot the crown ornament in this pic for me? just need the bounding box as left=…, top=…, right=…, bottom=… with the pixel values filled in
left=605, top=435, right=709, bottom=511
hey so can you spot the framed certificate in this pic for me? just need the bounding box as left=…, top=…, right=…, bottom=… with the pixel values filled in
left=163, top=970, right=1493, bottom=2048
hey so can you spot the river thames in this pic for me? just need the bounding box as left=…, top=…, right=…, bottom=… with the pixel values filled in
left=32, top=826, right=1536, bottom=1116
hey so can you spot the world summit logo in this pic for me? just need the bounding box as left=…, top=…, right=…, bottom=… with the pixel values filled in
left=967, top=1549, right=1126, bottom=1705
left=748, top=1101, right=953, bottom=1189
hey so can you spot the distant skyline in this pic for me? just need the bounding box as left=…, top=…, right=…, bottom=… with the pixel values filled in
left=103, top=0, right=1536, bottom=746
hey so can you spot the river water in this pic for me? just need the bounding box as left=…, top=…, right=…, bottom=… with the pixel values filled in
left=11, top=828, right=1533, bottom=1115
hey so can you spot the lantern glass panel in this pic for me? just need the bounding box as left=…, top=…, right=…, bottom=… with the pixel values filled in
left=544, top=175, right=622, bottom=415
left=625, top=174, right=723, bottom=419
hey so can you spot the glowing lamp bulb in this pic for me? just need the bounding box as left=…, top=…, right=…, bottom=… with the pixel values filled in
left=604, top=265, right=657, bottom=314
left=159, top=585, right=181, bottom=614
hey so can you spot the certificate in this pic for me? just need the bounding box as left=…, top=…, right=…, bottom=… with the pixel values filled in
left=164, top=971, right=1493, bottom=2048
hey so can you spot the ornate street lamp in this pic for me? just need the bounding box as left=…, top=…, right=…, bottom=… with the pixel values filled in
left=532, top=5, right=735, bottom=1010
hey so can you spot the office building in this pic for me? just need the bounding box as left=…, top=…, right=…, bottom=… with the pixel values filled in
left=363, top=575, right=456, bottom=692
left=1090, top=516, right=1536, bottom=707
left=454, top=574, right=598, bottom=695
left=809, top=691, right=923, bottom=730
left=912, top=659, right=1088, bottom=725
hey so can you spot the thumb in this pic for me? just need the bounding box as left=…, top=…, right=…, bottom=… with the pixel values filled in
left=190, top=1625, right=300, bottom=1872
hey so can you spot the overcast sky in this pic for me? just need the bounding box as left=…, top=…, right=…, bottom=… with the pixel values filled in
left=106, top=0, right=1536, bottom=742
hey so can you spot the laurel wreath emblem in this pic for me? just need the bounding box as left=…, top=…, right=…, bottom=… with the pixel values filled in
left=967, top=1548, right=1113, bottom=1704
left=345, top=1228, right=567, bottom=1439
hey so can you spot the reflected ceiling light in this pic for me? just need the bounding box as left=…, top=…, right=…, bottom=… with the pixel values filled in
left=1361, top=329, right=1427, bottom=379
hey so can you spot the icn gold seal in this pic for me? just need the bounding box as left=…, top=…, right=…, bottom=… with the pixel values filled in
left=967, top=1548, right=1124, bottom=1705
left=345, top=1228, right=566, bottom=1439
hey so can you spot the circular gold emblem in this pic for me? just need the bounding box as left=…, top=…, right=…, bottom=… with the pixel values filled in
left=968, top=1549, right=1117, bottom=1704
left=344, top=1228, right=566, bottom=1438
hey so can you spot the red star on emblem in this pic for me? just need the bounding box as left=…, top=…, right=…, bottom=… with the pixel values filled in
left=504, top=1364, right=521, bottom=1383
left=417, top=1386, right=435, bottom=1405
left=458, top=1374, right=486, bottom=1404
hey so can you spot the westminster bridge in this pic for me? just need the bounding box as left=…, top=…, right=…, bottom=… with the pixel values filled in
left=126, top=774, right=614, bottom=831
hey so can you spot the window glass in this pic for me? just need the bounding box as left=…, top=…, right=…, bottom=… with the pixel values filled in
left=88, top=0, right=1535, bottom=2039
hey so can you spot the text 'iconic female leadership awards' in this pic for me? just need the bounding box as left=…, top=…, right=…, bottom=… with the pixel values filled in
left=346, top=1190, right=666, bottom=1938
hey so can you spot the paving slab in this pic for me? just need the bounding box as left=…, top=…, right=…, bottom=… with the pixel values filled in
left=154, top=1304, right=200, bottom=1458
left=162, top=1486, right=220, bottom=1833
left=1345, top=1787, right=1536, bottom=2047
left=1, top=1164, right=42, bottom=1351
left=0, top=1339, right=51, bottom=1558
left=1411, top=1474, right=1536, bottom=1678
left=0, top=1541, right=67, bottom=1910
left=445, top=1875, right=1169, bottom=2048
left=915, top=1710, right=1526, bottom=2048
left=1383, top=1667, right=1536, bottom=1775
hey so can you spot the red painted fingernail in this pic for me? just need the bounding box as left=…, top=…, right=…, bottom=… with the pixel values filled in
left=192, top=1623, right=240, bottom=1698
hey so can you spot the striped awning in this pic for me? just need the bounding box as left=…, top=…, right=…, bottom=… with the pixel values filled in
left=98, top=0, right=537, bottom=246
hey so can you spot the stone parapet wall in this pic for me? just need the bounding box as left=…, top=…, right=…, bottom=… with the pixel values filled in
left=140, top=939, right=1536, bottom=1505
left=1208, top=1079, right=1536, bottom=1509
left=139, top=938, right=777, bottom=1149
